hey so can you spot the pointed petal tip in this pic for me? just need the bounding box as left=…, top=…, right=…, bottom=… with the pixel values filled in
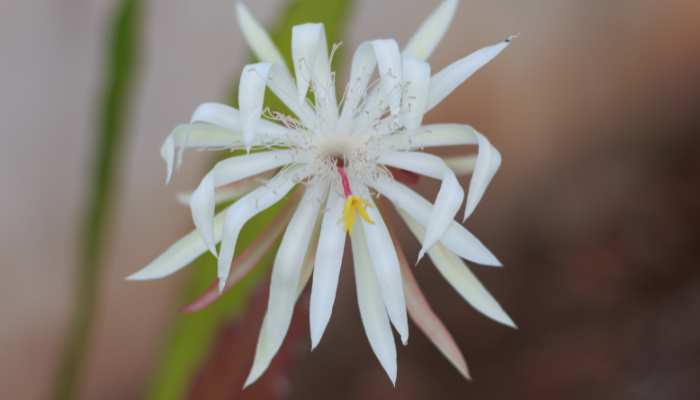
left=218, top=278, right=226, bottom=293
left=505, top=34, right=519, bottom=43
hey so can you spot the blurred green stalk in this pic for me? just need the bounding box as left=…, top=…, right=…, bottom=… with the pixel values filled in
left=52, top=1, right=143, bottom=399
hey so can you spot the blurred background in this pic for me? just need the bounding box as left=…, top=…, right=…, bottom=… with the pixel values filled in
left=2, top=0, right=700, bottom=399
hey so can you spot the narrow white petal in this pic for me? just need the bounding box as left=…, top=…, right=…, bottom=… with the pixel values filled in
left=239, top=63, right=272, bottom=149
left=160, top=123, right=243, bottom=183
left=191, top=102, right=291, bottom=139
left=371, top=39, right=403, bottom=117
left=351, top=223, right=398, bottom=384
left=401, top=57, right=431, bottom=130
left=463, top=132, right=501, bottom=220
left=190, top=174, right=217, bottom=255
left=399, top=211, right=515, bottom=328
left=444, top=155, right=477, bottom=176
left=244, top=183, right=326, bottom=387
left=428, top=37, right=513, bottom=110
left=217, top=168, right=306, bottom=288
left=371, top=177, right=501, bottom=267
left=190, top=151, right=293, bottom=255
left=338, top=41, right=376, bottom=132
left=235, top=2, right=286, bottom=66
left=309, top=191, right=346, bottom=349
left=379, top=152, right=464, bottom=261
left=126, top=212, right=225, bottom=281
left=356, top=189, right=409, bottom=345
left=403, top=0, right=459, bottom=60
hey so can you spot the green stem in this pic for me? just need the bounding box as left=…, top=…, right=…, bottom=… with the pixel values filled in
left=51, top=1, right=143, bottom=399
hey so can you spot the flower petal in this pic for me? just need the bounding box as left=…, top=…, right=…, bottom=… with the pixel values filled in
left=244, top=182, right=327, bottom=387
left=191, top=151, right=293, bottom=255
left=291, top=24, right=336, bottom=118
left=391, top=230, right=470, bottom=379
left=463, top=132, right=501, bottom=220
left=371, top=39, right=403, bottom=117
left=180, top=199, right=297, bottom=313
left=387, top=124, right=502, bottom=219
left=401, top=56, right=431, bottom=130
left=355, top=187, right=409, bottom=345
left=428, top=36, right=513, bottom=110
left=338, top=41, right=376, bottom=132
left=217, top=168, right=306, bottom=290
left=176, top=171, right=275, bottom=206
left=239, top=63, right=272, bottom=150
left=403, top=0, right=459, bottom=60
left=378, top=151, right=464, bottom=262
left=160, top=123, right=243, bottom=183
left=399, top=211, right=516, bottom=328
left=350, top=223, right=398, bottom=384
left=371, top=177, right=501, bottom=267
left=191, top=102, right=291, bottom=138
left=235, top=2, right=286, bottom=66
left=444, top=155, right=477, bottom=176
left=126, top=211, right=225, bottom=281
left=266, top=63, right=318, bottom=126
left=309, top=190, right=346, bottom=349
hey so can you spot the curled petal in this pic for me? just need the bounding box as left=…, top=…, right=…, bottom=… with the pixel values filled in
left=444, top=155, right=477, bottom=176
left=235, top=2, right=286, bottom=66
left=379, top=151, right=464, bottom=262
left=371, top=39, right=402, bottom=117
left=190, top=151, right=293, bottom=254
left=190, top=102, right=291, bottom=138
left=403, top=0, right=459, bottom=60
left=351, top=223, right=397, bottom=384
left=371, top=177, right=501, bottom=267
left=160, top=124, right=243, bottom=183
left=428, top=36, right=514, bottom=110
left=399, top=211, right=516, bottom=328
left=239, top=63, right=272, bottom=150
left=387, top=124, right=502, bottom=219
left=244, top=183, right=327, bottom=387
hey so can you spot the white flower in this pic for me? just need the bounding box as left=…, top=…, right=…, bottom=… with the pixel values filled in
left=128, top=0, right=516, bottom=387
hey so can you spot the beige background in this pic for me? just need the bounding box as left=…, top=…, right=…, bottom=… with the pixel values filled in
left=2, top=0, right=699, bottom=399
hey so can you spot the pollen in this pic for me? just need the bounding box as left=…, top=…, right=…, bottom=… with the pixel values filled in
left=343, top=195, right=374, bottom=233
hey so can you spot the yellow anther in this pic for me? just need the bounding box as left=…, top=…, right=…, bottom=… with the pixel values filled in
left=342, top=195, right=374, bottom=233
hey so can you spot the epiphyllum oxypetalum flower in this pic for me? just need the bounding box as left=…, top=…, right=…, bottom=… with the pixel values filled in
left=128, top=0, right=516, bottom=386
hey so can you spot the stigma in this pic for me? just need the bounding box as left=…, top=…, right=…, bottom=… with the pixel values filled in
left=337, top=164, right=374, bottom=232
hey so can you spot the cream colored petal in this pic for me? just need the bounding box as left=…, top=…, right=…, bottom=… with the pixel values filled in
left=239, top=63, right=272, bottom=150
left=401, top=56, right=431, bottom=130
